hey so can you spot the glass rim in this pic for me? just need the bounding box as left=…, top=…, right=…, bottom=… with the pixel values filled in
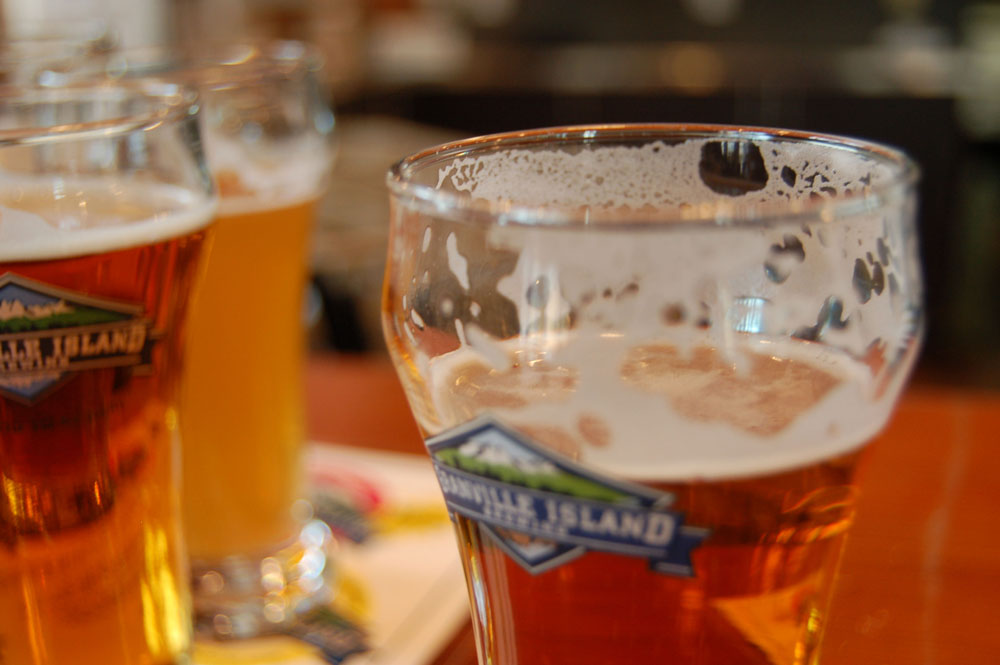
left=386, top=123, right=920, bottom=229
left=0, top=79, right=199, bottom=147
left=0, top=21, right=114, bottom=61
left=97, top=40, right=323, bottom=90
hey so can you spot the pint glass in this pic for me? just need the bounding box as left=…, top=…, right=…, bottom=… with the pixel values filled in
left=168, top=43, right=335, bottom=636
left=0, top=83, right=215, bottom=664
left=0, top=26, right=115, bottom=86
left=383, top=125, right=922, bottom=665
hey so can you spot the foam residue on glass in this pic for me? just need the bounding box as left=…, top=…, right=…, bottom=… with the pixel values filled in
left=434, top=138, right=894, bottom=212
left=390, top=136, right=921, bottom=481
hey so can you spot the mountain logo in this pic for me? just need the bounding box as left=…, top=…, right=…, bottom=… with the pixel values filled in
left=427, top=416, right=710, bottom=576
left=0, top=273, right=154, bottom=404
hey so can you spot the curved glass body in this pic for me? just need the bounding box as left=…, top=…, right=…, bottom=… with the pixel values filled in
left=173, top=42, right=333, bottom=561
left=115, top=42, right=336, bottom=638
left=383, top=125, right=922, bottom=665
left=0, top=82, right=215, bottom=665
left=24, top=40, right=336, bottom=641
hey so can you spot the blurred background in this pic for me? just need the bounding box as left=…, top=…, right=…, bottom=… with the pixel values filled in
left=3, top=0, right=998, bottom=387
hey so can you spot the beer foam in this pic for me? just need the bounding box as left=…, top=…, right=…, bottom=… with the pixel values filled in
left=423, top=333, right=894, bottom=481
left=436, top=137, right=895, bottom=211
left=0, top=179, right=215, bottom=261
left=389, top=133, right=920, bottom=480
left=206, top=133, right=331, bottom=216
left=425, top=136, right=920, bottom=366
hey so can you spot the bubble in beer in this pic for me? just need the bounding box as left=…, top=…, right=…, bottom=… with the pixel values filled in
left=617, top=282, right=640, bottom=300
left=662, top=303, right=686, bottom=325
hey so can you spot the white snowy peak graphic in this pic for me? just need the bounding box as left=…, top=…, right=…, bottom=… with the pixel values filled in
left=0, top=299, right=73, bottom=321
left=457, top=440, right=559, bottom=476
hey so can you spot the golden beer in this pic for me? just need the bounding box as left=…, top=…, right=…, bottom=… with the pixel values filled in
left=180, top=194, right=316, bottom=560
left=0, top=185, right=213, bottom=665
left=114, top=42, right=337, bottom=637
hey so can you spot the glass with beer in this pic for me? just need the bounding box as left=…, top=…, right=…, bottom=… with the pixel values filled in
left=0, top=25, right=115, bottom=86
left=383, top=125, right=922, bottom=665
left=0, top=82, right=216, bottom=664
left=167, top=43, right=335, bottom=637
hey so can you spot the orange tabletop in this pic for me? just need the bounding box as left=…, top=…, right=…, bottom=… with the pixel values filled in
left=306, top=353, right=1000, bottom=665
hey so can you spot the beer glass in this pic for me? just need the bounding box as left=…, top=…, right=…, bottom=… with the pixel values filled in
left=165, top=43, right=335, bottom=637
left=0, top=82, right=215, bottom=664
left=0, top=27, right=115, bottom=86
left=383, top=125, right=922, bottom=665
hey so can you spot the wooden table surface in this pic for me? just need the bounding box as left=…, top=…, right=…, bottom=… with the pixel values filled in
left=306, top=352, right=1000, bottom=665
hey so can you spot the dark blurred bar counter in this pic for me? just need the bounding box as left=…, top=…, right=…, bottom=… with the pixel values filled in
left=315, top=31, right=1000, bottom=384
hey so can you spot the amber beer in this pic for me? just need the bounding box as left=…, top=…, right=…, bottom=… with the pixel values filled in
left=0, top=187, right=214, bottom=665
left=392, top=333, right=874, bottom=665
left=180, top=192, right=316, bottom=560
left=454, top=466, right=857, bottom=665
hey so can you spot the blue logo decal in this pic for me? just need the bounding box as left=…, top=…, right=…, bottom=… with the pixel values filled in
left=0, top=273, right=153, bottom=404
left=427, top=417, right=709, bottom=576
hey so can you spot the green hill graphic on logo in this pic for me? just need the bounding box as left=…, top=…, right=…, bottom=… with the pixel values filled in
left=433, top=447, right=630, bottom=503
left=0, top=306, right=129, bottom=334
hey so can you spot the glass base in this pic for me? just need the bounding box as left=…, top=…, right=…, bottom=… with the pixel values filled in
left=191, top=519, right=334, bottom=640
